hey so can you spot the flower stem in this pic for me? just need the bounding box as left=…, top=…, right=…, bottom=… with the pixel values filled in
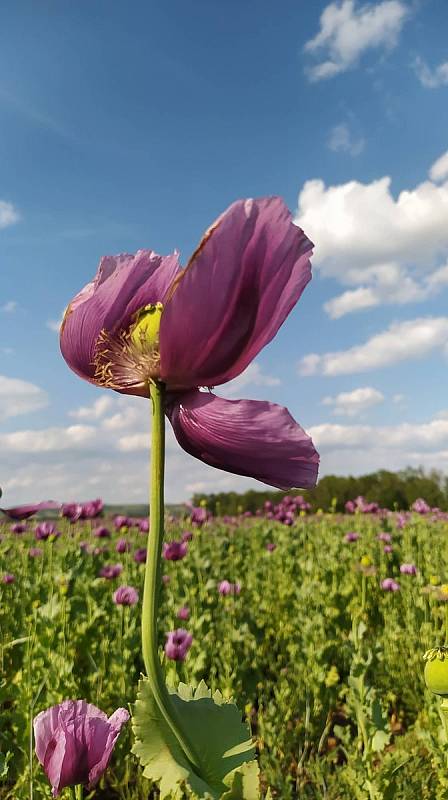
left=141, top=380, right=201, bottom=772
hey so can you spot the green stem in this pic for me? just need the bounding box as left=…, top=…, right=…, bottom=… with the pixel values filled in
left=141, top=380, right=201, bottom=772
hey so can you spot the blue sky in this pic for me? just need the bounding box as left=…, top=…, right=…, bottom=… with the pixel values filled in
left=1, top=0, right=448, bottom=504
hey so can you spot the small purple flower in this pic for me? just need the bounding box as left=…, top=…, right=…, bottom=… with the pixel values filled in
left=99, top=564, right=123, bottom=579
left=162, top=574, right=170, bottom=585
left=79, top=541, right=90, bottom=553
left=381, top=578, right=401, bottom=592
left=177, top=605, right=190, bottom=620
left=33, top=699, right=129, bottom=796
left=29, top=547, right=43, bottom=558
left=345, top=532, right=360, bottom=543
left=115, top=538, right=130, bottom=554
left=35, top=522, right=58, bottom=541
left=181, top=529, right=193, bottom=542
left=164, top=629, right=193, bottom=661
left=377, top=532, right=392, bottom=543
left=138, top=518, right=149, bottom=533
left=218, top=580, right=241, bottom=596
left=163, top=540, right=188, bottom=561
left=2, top=573, right=15, bottom=584
left=113, top=586, right=139, bottom=606
left=93, top=526, right=111, bottom=538
left=114, top=515, right=129, bottom=530
left=412, top=498, right=430, bottom=514
left=400, top=563, right=417, bottom=576
left=189, top=506, right=209, bottom=527
left=11, top=522, right=27, bottom=534
left=61, top=502, right=83, bottom=523
left=134, top=547, right=147, bottom=564
left=383, top=545, right=393, bottom=554
left=266, top=542, right=277, bottom=552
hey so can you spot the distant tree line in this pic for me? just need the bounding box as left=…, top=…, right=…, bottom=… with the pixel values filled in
left=192, top=468, right=448, bottom=515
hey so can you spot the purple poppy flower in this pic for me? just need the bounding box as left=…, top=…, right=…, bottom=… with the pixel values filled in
left=176, top=605, right=190, bottom=620
left=400, top=563, right=417, bottom=575
left=412, top=498, right=430, bottom=514
left=33, top=699, right=129, bottom=796
left=266, top=542, right=277, bottom=552
left=113, top=515, right=129, bottom=530
left=80, top=498, right=104, bottom=519
left=113, top=585, right=139, bottom=606
left=2, top=573, right=15, bottom=584
left=138, top=518, right=149, bottom=533
left=115, top=537, right=130, bottom=554
left=29, top=547, right=43, bottom=558
left=11, top=522, right=27, bottom=534
left=99, top=564, right=123, bottom=579
left=218, top=580, right=241, bottom=596
left=59, top=198, right=319, bottom=490
left=0, top=501, right=60, bottom=521
left=377, top=532, right=392, bottom=543
left=93, top=525, right=111, bottom=538
left=345, top=532, right=360, bottom=543
left=381, top=578, right=401, bottom=592
left=134, top=547, right=147, bottom=564
left=189, top=505, right=209, bottom=526
left=383, top=545, right=393, bottom=554
left=164, top=629, right=193, bottom=661
left=163, top=540, right=188, bottom=561
left=35, top=522, right=59, bottom=541
left=181, top=529, right=193, bottom=542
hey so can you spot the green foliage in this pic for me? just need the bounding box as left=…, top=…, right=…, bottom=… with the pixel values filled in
left=193, top=466, right=448, bottom=514
left=132, top=678, right=257, bottom=799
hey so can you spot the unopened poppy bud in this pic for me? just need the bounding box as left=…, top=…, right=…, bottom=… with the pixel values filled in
left=424, top=648, right=448, bottom=695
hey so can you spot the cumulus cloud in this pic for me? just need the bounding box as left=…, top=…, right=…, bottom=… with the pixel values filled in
left=322, top=386, right=384, bottom=416
left=46, top=313, right=64, bottom=333
left=295, top=153, right=448, bottom=317
left=0, top=200, right=20, bottom=229
left=304, top=0, right=408, bottom=81
left=414, top=57, right=448, bottom=89
left=429, top=150, right=448, bottom=183
left=327, top=123, right=365, bottom=156
left=299, top=317, right=448, bottom=376
left=217, top=362, right=281, bottom=399
left=70, top=396, right=114, bottom=421
left=0, top=375, right=49, bottom=421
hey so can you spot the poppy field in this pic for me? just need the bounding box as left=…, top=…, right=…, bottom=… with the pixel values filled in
left=2, top=502, right=448, bottom=799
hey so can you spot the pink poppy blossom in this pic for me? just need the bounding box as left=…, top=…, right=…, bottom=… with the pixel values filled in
left=162, top=574, right=170, bottom=586
left=2, top=573, right=15, bottom=584
left=383, top=545, right=393, bottom=554
left=99, top=564, right=123, bottom=579
left=35, top=522, right=59, bottom=541
left=181, top=529, right=193, bottom=542
left=266, top=542, right=277, bottom=552
left=92, top=525, right=111, bottom=538
left=29, top=547, right=43, bottom=558
left=400, top=563, right=417, bottom=575
left=60, top=197, right=319, bottom=490
left=176, top=605, right=190, bottom=620
left=381, top=578, right=401, bottom=592
left=163, top=540, right=188, bottom=561
left=218, top=580, right=241, bottom=596
left=138, top=518, right=149, bottom=533
left=11, top=523, right=27, bottom=534
left=377, top=532, right=392, bottom=543
left=134, top=547, right=147, bottom=564
left=345, top=532, right=360, bottom=543
left=116, top=538, right=130, bottom=554
left=33, top=699, right=129, bottom=796
left=164, top=629, right=193, bottom=661
left=113, top=586, right=139, bottom=606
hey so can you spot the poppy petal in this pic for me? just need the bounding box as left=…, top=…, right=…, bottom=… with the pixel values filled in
left=166, top=390, right=319, bottom=490
left=160, top=197, right=312, bottom=388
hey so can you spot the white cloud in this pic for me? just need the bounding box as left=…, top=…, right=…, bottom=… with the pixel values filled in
left=46, top=313, right=64, bottom=333
left=310, top=417, right=448, bottom=453
left=429, top=150, right=448, bottom=183
left=217, top=362, right=281, bottom=399
left=304, top=0, right=408, bottom=81
left=299, top=317, right=448, bottom=376
left=322, top=386, right=384, bottom=416
left=0, top=200, right=20, bottom=229
left=414, top=57, right=448, bottom=89
left=327, top=123, right=365, bottom=155
left=70, top=396, right=114, bottom=421
left=0, top=301, right=17, bottom=313
left=0, top=375, right=49, bottom=421
left=295, top=156, right=448, bottom=317
left=0, top=424, right=94, bottom=453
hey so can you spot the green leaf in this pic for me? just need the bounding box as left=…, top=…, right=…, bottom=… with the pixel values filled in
left=132, top=678, right=258, bottom=799
left=0, top=751, right=12, bottom=781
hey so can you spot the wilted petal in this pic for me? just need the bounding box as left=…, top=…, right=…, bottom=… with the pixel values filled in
left=166, top=391, right=319, bottom=490
left=0, top=501, right=60, bottom=521
left=87, top=708, right=130, bottom=787
left=60, top=251, right=180, bottom=384
left=160, top=197, right=312, bottom=388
